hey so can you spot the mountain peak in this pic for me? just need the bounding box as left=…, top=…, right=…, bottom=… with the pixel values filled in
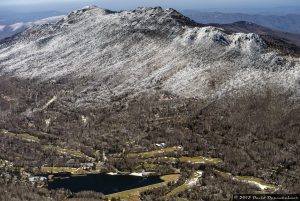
left=60, top=6, right=115, bottom=24
left=130, top=7, right=199, bottom=27
left=0, top=7, right=298, bottom=105
left=71, top=5, right=114, bottom=14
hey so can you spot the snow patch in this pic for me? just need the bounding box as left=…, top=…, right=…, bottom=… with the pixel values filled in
left=81, top=115, right=88, bottom=124
left=155, top=143, right=166, bottom=147
left=42, top=96, right=57, bottom=110
left=45, top=118, right=51, bottom=127
left=107, top=172, right=119, bottom=175
left=130, top=172, right=154, bottom=177
left=246, top=180, right=270, bottom=191
left=187, top=171, right=203, bottom=186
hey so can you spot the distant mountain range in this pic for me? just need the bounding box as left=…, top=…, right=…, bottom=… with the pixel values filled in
left=182, top=10, right=300, bottom=34
left=0, top=10, right=65, bottom=25
left=0, top=15, right=65, bottom=40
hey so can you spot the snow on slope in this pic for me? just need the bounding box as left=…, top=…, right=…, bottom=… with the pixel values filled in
left=0, top=15, right=65, bottom=40
left=0, top=6, right=299, bottom=105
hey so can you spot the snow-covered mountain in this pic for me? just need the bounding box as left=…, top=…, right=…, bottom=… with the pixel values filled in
left=0, top=6, right=299, bottom=106
left=0, top=15, right=65, bottom=40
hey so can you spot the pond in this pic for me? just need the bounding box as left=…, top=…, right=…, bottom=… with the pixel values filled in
left=48, top=173, right=164, bottom=195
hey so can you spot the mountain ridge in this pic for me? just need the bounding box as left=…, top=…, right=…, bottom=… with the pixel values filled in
left=0, top=6, right=299, bottom=106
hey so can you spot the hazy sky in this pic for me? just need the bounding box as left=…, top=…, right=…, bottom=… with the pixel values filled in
left=1, top=0, right=300, bottom=13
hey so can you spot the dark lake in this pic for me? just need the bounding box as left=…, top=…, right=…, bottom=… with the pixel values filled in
left=48, top=173, right=163, bottom=195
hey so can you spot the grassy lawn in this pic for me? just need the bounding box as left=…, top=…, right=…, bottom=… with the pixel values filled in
left=179, top=156, right=222, bottom=165
left=134, top=157, right=179, bottom=172
left=105, top=174, right=180, bottom=201
left=213, top=169, right=232, bottom=177
left=56, top=147, right=95, bottom=162
left=127, top=146, right=183, bottom=158
left=1, top=129, right=95, bottom=163
left=0, top=129, right=40, bottom=142
left=214, top=169, right=278, bottom=193
left=234, top=176, right=278, bottom=192
left=165, top=182, right=190, bottom=198
left=164, top=171, right=203, bottom=198
left=0, top=129, right=15, bottom=137
left=40, top=166, right=100, bottom=175
left=18, top=133, right=40, bottom=142
left=45, top=145, right=95, bottom=162
left=144, top=157, right=178, bottom=164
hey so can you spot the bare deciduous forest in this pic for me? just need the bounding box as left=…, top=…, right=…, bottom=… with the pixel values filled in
left=0, top=76, right=299, bottom=200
